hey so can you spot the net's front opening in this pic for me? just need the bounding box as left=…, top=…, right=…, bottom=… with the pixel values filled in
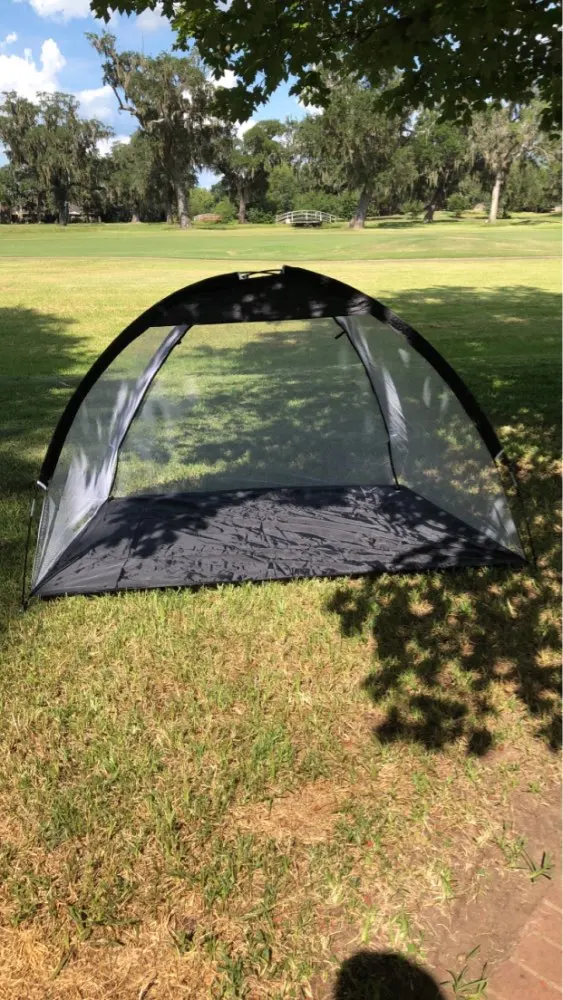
left=32, top=311, right=525, bottom=598
left=113, top=319, right=394, bottom=496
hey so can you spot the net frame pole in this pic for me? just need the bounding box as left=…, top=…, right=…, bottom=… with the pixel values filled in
left=334, top=318, right=399, bottom=488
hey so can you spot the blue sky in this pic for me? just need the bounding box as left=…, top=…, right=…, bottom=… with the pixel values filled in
left=0, top=0, right=306, bottom=185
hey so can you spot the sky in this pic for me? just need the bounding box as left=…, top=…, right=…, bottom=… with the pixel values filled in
left=0, top=0, right=308, bottom=186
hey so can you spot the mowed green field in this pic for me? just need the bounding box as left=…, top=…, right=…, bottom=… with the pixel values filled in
left=0, top=213, right=560, bottom=260
left=0, top=219, right=561, bottom=999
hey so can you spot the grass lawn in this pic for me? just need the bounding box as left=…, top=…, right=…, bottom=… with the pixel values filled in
left=0, top=218, right=560, bottom=998
left=0, top=212, right=560, bottom=261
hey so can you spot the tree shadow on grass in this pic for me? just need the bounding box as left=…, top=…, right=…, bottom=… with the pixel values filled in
left=326, top=285, right=561, bottom=755
left=371, top=219, right=458, bottom=229
left=0, top=306, right=86, bottom=632
left=327, top=559, right=561, bottom=754
left=334, top=950, right=446, bottom=1000
left=512, top=217, right=561, bottom=225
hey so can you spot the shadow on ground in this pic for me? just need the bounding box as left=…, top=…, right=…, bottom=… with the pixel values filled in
left=0, top=306, right=85, bottom=631
left=325, top=285, right=561, bottom=755
left=371, top=219, right=458, bottom=229
left=334, top=951, right=446, bottom=1000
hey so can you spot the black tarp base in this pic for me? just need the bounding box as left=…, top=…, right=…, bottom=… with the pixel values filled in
left=33, top=485, right=525, bottom=598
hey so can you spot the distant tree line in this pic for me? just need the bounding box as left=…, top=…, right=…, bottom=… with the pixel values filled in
left=0, top=36, right=559, bottom=228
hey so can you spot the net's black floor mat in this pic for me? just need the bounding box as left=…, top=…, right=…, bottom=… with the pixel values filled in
left=34, top=485, right=525, bottom=598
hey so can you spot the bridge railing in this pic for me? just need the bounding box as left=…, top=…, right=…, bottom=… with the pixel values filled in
left=275, top=210, right=337, bottom=226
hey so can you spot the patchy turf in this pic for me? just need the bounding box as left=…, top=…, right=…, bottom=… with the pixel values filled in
left=0, top=223, right=560, bottom=998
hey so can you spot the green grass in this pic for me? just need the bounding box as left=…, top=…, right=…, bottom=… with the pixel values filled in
left=0, top=217, right=560, bottom=998
left=0, top=213, right=560, bottom=260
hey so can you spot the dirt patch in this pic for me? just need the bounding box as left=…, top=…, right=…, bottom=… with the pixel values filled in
left=307, top=773, right=562, bottom=999
left=232, top=779, right=349, bottom=844
left=424, top=775, right=562, bottom=989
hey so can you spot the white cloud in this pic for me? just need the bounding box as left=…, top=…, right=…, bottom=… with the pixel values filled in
left=295, top=96, right=322, bottom=115
left=77, top=84, right=116, bottom=122
left=28, top=0, right=91, bottom=19
left=237, top=118, right=255, bottom=137
left=136, top=3, right=168, bottom=31
left=208, top=70, right=253, bottom=139
left=0, top=33, right=18, bottom=50
left=96, top=133, right=131, bottom=156
left=0, top=38, right=65, bottom=99
left=215, top=69, right=237, bottom=90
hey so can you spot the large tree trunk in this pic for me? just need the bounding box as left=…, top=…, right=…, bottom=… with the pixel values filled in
left=58, top=201, right=68, bottom=226
left=423, top=202, right=435, bottom=223
left=349, top=186, right=371, bottom=229
left=488, top=171, right=504, bottom=223
left=164, top=186, right=174, bottom=225
left=237, top=192, right=247, bottom=224
left=174, top=181, right=190, bottom=229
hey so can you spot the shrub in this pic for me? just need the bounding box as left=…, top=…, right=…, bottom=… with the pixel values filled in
left=213, top=198, right=236, bottom=223
left=446, top=193, right=470, bottom=217
left=246, top=207, right=275, bottom=223
left=458, top=176, right=487, bottom=208
left=190, top=188, right=215, bottom=216
left=402, top=199, right=425, bottom=219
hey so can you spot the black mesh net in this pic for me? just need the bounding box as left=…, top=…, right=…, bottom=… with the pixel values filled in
left=31, top=306, right=524, bottom=595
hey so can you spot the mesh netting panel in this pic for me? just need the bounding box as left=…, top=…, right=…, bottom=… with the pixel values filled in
left=32, top=327, right=182, bottom=588
left=114, top=319, right=394, bottom=496
left=341, top=315, right=523, bottom=554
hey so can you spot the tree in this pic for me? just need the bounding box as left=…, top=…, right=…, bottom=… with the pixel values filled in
left=88, top=33, right=228, bottom=228
left=265, top=163, right=300, bottom=215
left=369, top=144, right=417, bottom=216
left=0, top=163, right=38, bottom=221
left=218, top=120, right=283, bottom=223
left=411, top=111, right=471, bottom=221
left=0, top=96, right=44, bottom=221
left=105, top=132, right=168, bottom=221
left=0, top=90, right=111, bottom=224
left=91, top=0, right=562, bottom=128
left=295, top=79, right=408, bottom=228
left=471, top=101, right=546, bottom=222
left=504, top=159, right=560, bottom=213
left=37, top=93, right=111, bottom=224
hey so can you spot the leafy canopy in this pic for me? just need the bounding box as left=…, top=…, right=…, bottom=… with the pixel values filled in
left=411, top=110, right=472, bottom=205
left=87, top=32, right=231, bottom=224
left=217, top=120, right=284, bottom=219
left=0, top=90, right=111, bottom=220
left=90, top=0, right=562, bottom=127
left=292, top=77, right=410, bottom=224
left=87, top=32, right=227, bottom=183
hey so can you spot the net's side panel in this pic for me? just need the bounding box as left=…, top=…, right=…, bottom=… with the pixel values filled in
left=341, top=315, right=524, bottom=556
left=113, top=319, right=395, bottom=496
left=32, top=327, right=183, bottom=590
